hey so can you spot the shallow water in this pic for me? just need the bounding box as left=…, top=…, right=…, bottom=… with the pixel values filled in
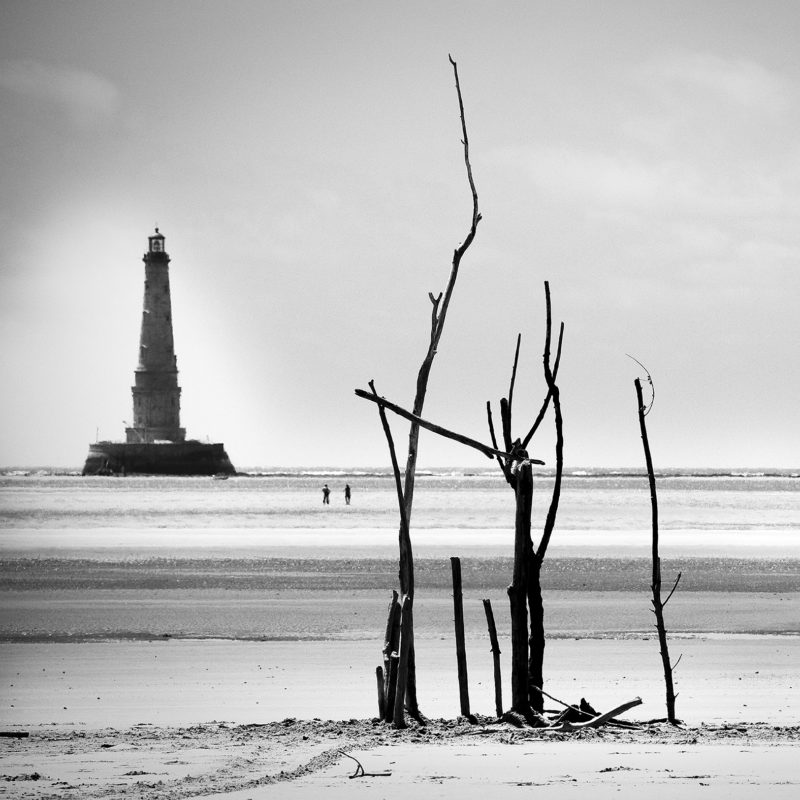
left=2, top=470, right=800, bottom=534
left=1, top=470, right=798, bottom=641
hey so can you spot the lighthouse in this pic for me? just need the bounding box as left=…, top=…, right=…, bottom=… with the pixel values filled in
left=126, top=228, right=186, bottom=444
left=82, top=229, right=235, bottom=476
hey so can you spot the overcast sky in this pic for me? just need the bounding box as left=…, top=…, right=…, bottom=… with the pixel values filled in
left=1, top=1, right=799, bottom=469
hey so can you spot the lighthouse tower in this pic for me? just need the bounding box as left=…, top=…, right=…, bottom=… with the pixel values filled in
left=81, top=228, right=235, bottom=475
left=126, top=228, right=186, bottom=443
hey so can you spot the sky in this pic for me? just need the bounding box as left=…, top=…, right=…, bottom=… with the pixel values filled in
left=1, top=0, right=799, bottom=470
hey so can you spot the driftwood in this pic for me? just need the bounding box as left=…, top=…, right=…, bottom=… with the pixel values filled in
left=507, top=459, right=533, bottom=716
left=375, top=666, right=385, bottom=720
left=546, top=697, right=643, bottom=732
left=533, top=685, right=641, bottom=730
left=635, top=373, right=680, bottom=724
left=364, top=285, right=563, bottom=725
left=340, top=750, right=392, bottom=779
left=487, top=283, right=565, bottom=718
left=393, top=594, right=414, bottom=728
left=482, top=598, right=503, bottom=718
left=355, top=391, right=544, bottom=465
left=357, top=56, right=482, bottom=723
left=450, top=557, right=472, bottom=720
left=380, top=590, right=401, bottom=721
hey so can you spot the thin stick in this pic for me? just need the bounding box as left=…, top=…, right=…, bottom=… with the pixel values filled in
left=531, top=684, right=595, bottom=719
left=636, top=376, right=678, bottom=724
left=340, top=750, right=392, bottom=779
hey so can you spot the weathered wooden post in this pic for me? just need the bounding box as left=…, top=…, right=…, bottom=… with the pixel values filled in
left=450, top=557, right=471, bottom=719
left=482, top=598, right=503, bottom=718
left=508, top=458, right=533, bottom=714
left=381, top=590, right=401, bottom=719
left=393, top=594, right=414, bottom=728
left=375, top=666, right=385, bottom=719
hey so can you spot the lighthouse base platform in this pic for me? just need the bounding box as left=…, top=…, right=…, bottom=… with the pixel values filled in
left=82, top=441, right=236, bottom=476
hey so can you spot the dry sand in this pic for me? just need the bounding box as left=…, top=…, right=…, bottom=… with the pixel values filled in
left=2, top=718, right=799, bottom=800
left=2, top=636, right=798, bottom=798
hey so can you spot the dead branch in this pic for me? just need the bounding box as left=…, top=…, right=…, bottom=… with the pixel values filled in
left=369, top=382, right=409, bottom=537
left=521, top=321, right=564, bottom=450
left=362, top=57, right=481, bottom=720
left=532, top=685, right=595, bottom=720
left=628, top=354, right=654, bottom=415
left=403, top=56, right=482, bottom=520
left=451, top=557, right=472, bottom=720
left=663, top=571, right=682, bottom=606
left=356, top=389, right=544, bottom=464
left=340, top=750, right=392, bottom=779
left=482, top=598, right=503, bottom=718
left=636, top=375, right=678, bottom=724
left=547, top=697, right=643, bottom=732
left=507, top=333, right=522, bottom=420
left=486, top=401, right=512, bottom=482
left=533, top=282, right=564, bottom=563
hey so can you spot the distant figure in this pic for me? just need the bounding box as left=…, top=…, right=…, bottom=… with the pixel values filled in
left=322, top=484, right=330, bottom=504
left=344, top=484, right=351, bottom=505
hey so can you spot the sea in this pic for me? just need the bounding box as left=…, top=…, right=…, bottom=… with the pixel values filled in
left=2, top=465, right=799, bottom=534
left=1, top=467, right=799, bottom=641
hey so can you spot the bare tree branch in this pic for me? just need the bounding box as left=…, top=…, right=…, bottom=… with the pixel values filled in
left=498, top=334, right=523, bottom=466
left=636, top=375, right=678, bottom=724
left=534, top=282, right=564, bottom=562
left=628, top=354, right=655, bottom=416
left=500, top=397, right=513, bottom=453
left=403, top=55, right=482, bottom=523
left=521, top=322, right=564, bottom=450
left=507, top=333, right=522, bottom=420
left=663, top=571, right=682, bottom=606
left=369, top=381, right=409, bottom=538
left=486, top=400, right=512, bottom=482
left=356, top=389, right=544, bottom=464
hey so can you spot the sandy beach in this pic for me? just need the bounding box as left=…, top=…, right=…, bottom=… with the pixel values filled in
left=2, top=476, right=798, bottom=797
left=3, top=624, right=799, bottom=798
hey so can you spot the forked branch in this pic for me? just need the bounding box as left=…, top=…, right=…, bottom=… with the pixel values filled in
left=534, top=281, right=564, bottom=562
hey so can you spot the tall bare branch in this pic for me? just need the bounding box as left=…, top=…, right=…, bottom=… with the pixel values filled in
left=403, top=56, right=482, bottom=522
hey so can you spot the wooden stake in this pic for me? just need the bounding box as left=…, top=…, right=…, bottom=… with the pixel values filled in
left=375, top=666, right=385, bottom=720
left=386, top=652, right=399, bottom=723
left=482, top=598, right=503, bottom=718
left=508, top=460, right=532, bottom=714
left=381, top=590, right=400, bottom=719
left=451, top=557, right=471, bottom=718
